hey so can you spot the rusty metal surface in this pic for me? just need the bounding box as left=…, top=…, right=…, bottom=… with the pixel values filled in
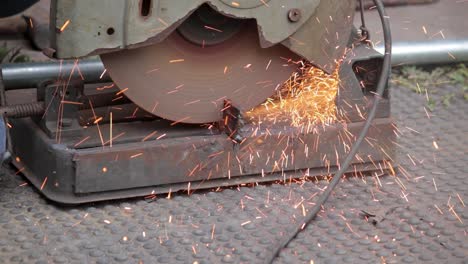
left=101, top=24, right=300, bottom=123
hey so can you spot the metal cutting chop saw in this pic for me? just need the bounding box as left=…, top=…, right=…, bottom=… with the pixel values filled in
left=0, top=0, right=395, bottom=203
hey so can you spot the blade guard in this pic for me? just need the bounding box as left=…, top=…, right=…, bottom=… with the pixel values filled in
left=50, top=0, right=354, bottom=73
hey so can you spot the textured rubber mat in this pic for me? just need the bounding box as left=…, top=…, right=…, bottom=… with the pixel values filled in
left=0, top=83, right=467, bottom=263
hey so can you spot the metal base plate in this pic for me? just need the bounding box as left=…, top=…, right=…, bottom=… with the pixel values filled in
left=10, top=116, right=394, bottom=204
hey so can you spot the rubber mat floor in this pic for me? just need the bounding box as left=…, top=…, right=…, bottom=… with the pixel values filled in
left=359, top=0, right=468, bottom=43
left=0, top=83, right=466, bottom=263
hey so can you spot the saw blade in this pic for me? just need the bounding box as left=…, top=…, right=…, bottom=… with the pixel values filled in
left=101, top=26, right=299, bottom=124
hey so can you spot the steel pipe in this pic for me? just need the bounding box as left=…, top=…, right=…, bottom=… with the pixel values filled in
left=1, top=39, right=467, bottom=90
left=376, top=39, right=468, bottom=66
left=1, top=59, right=108, bottom=90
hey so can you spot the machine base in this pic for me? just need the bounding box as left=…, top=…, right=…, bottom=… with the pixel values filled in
left=10, top=116, right=395, bottom=204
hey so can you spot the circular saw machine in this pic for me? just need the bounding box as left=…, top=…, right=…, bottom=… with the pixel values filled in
left=0, top=0, right=395, bottom=203
left=52, top=0, right=355, bottom=123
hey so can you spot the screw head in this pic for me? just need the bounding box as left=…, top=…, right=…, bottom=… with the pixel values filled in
left=288, top=9, right=302, bottom=22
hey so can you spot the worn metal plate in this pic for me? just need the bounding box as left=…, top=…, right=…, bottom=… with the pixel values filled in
left=8, top=114, right=394, bottom=203
left=0, top=83, right=466, bottom=263
left=73, top=118, right=394, bottom=194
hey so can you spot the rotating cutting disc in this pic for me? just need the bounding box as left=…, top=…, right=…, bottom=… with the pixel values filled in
left=101, top=24, right=299, bottom=123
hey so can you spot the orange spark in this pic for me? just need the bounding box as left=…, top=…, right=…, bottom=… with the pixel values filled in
left=130, top=153, right=143, bottom=159
left=93, top=117, right=103, bottom=124
left=169, top=59, right=184, bottom=63
left=60, top=20, right=71, bottom=32
left=116, top=88, right=129, bottom=95
left=99, top=69, right=107, bottom=79
left=247, top=64, right=339, bottom=127
left=61, top=100, right=83, bottom=105
left=74, top=136, right=91, bottom=147
left=40, top=177, right=48, bottom=190
left=204, top=25, right=222, bottom=32
left=110, top=112, right=113, bottom=147
left=142, top=131, right=158, bottom=142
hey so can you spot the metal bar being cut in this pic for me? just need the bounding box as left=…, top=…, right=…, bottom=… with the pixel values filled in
left=375, top=39, right=468, bottom=66
left=2, top=39, right=467, bottom=91
left=1, top=59, right=109, bottom=90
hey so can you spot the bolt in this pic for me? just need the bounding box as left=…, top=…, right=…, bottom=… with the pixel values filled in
left=288, top=9, right=302, bottom=22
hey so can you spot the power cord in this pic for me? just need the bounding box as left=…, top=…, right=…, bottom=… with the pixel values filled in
left=264, top=0, right=392, bottom=262
left=359, top=0, right=371, bottom=40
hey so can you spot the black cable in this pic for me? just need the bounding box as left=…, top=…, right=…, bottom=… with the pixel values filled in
left=359, top=0, right=370, bottom=40
left=264, top=0, right=392, bottom=262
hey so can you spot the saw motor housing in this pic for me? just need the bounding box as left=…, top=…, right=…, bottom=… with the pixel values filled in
left=51, top=0, right=354, bottom=73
